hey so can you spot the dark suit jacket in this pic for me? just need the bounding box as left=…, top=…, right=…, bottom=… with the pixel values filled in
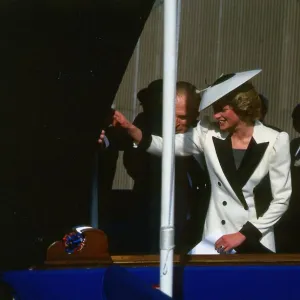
left=275, top=137, right=300, bottom=253
left=123, top=113, right=211, bottom=253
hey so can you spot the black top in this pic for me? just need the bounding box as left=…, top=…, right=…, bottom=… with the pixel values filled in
left=232, top=149, right=246, bottom=169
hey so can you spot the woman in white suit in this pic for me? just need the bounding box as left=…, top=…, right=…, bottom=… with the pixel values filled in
left=99, top=70, right=291, bottom=254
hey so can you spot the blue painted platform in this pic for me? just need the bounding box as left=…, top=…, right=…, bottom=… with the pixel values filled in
left=2, top=264, right=300, bottom=299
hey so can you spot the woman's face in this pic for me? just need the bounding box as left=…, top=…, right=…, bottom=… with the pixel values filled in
left=213, top=103, right=241, bottom=131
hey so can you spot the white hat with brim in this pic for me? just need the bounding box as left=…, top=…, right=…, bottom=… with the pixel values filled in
left=199, top=69, right=262, bottom=111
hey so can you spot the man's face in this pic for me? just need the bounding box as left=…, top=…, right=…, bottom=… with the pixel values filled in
left=175, top=94, right=198, bottom=133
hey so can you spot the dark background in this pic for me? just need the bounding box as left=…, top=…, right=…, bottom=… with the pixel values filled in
left=0, top=0, right=154, bottom=268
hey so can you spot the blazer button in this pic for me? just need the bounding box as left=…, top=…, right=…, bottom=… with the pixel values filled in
left=222, top=201, right=227, bottom=206
left=218, top=182, right=222, bottom=187
left=221, top=220, right=226, bottom=225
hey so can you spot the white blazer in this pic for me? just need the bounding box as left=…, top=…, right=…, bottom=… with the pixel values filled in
left=146, top=119, right=292, bottom=252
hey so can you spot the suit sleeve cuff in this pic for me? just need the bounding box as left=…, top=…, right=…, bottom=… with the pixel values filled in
left=137, top=134, right=152, bottom=150
left=103, top=136, right=110, bottom=148
left=239, top=221, right=262, bottom=241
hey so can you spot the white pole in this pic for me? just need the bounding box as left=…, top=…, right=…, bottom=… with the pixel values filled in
left=160, top=0, right=177, bottom=296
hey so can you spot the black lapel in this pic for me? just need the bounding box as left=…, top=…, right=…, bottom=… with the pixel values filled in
left=212, top=136, right=248, bottom=210
left=237, top=138, right=269, bottom=188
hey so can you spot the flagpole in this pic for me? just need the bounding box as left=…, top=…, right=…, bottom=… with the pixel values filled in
left=160, top=0, right=177, bottom=296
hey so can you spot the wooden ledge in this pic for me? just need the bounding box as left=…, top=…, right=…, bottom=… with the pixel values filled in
left=111, top=254, right=300, bottom=266
left=42, top=228, right=300, bottom=268
left=42, top=254, right=300, bottom=269
left=110, top=254, right=300, bottom=266
left=45, top=228, right=111, bottom=267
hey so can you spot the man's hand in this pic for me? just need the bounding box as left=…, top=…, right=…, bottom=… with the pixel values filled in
left=97, top=111, right=135, bottom=146
left=98, top=110, right=143, bottom=145
left=215, top=232, right=246, bottom=253
left=97, top=130, right=106, bottom=145
left=113, top=110, right=143, bottom=144
left=112, top=111, right=133, bottom=129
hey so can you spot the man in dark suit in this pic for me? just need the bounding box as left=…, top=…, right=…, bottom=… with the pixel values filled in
left=276, top=104, right=300, bottom=253
left=99, top=80, right=210, bottom=254
left=290, top=104, right=300, bottom=167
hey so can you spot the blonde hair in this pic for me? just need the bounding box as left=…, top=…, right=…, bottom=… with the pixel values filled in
left=219, top=81, right=261, bottom=123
